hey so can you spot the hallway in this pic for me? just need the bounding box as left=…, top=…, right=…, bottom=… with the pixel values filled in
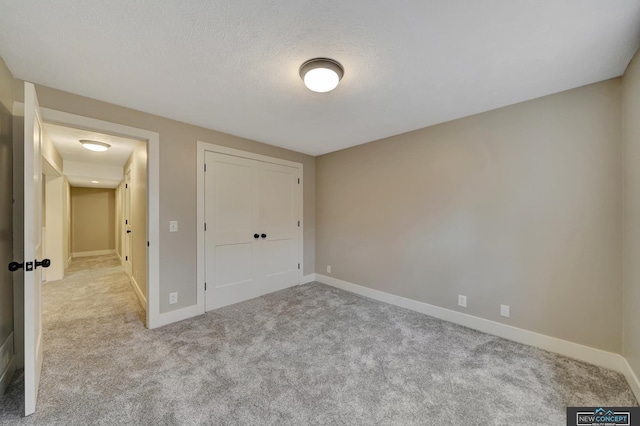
left=44, top=254, right=144, bottom=325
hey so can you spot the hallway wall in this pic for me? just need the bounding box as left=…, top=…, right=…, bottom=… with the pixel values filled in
left=70, top=187, right=116, bottom=255
left=123, top=141, right=147, bottom=299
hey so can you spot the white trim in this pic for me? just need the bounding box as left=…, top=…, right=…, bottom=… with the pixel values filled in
left=196, top=141, right=304, bottom=315
left=38, top=107, right=160, bottom=329
left=301, top=273, right=316, bottom=284
left=200, top=143, right=303, bottom=169
left=130, top=276, right=147, bottom=310
left=196, top=143, right=206, bottom=316
left=155, top=305, right=203, bottom=328
left=0, top=332, right=16, bottom=396
left=621, top=358, right=640, bottom=402
left=315, top=274, right=630, bottom=376
left=71, top=249, right=116, bottom=258
left=41, top=152, right=63, bottom=177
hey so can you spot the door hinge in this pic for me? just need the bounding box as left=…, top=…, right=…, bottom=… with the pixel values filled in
left=204, top=223, right=207, bottom=231
left=298, top=263, right=300, bottom=270
left=147, top=241, right=149, bottom=247
left=204, top=163, right=207, bottom=172
left=297, top=220, right=300, bottom=227
left=205, top=282, right=207, bottom=291
left=125, top=256, right=128, bottom=261
left=126, top=183, right=128, bottom=188
left=298, top=178, right=300, bottom=184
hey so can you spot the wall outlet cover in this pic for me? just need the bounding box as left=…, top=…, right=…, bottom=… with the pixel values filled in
left=458, top=295, right=467, bottom=308
left=327, top=265, right=331, bottom=274
left=169, top=292, right=178, bottom=304
left=501, top=304, right=510, bottom=318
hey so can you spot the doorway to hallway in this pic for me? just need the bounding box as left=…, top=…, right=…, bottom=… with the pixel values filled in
left=40, top=122, right=147, bottom=312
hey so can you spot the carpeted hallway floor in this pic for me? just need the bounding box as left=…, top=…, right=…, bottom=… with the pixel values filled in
left=0, top=255, right=637, bottom=425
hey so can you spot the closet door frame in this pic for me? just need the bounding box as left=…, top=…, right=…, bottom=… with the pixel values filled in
left=196, top=142, right=304, bottom=314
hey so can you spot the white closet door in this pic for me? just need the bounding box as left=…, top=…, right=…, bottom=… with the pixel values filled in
left=204, top=152, right=260, bottom=310
left=204, top=152, right=301, bottom=311
left=259, top=161, right=300, bottom=293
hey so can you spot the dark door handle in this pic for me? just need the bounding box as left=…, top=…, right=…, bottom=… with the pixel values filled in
left=254, top=234, right=259, bottom=239
left=8, top=259, right=50, bottom=271
left=261, top=234, right=267, bottom=239
left=127, top=230, right=132, bottom=234
left=35, top=259, right=51, bottom=269
left=8, top=262, right=23, bottom=272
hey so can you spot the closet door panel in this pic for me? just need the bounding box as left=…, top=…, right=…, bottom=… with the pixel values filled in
left=259, top=162, right=300, bottom=291
left=204, top=153, right=260, bottom=310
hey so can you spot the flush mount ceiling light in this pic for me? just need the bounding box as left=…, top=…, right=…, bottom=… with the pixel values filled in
left=80, top=140, right=110, bottom=152
left=299, top=58, right=344, bottom=93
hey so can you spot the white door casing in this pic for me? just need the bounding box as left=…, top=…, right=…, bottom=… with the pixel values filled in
left=29, top=107, right=163, bottom=328
left=23, top=82, right=44, bottom=416
left=198, top=144, right=303, bottom=313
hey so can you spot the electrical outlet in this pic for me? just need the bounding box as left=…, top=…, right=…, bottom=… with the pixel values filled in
left=458, top=295, right=467, bottom=308
left=169, top=292, right=178, bottom=304
left=169, top=221, right=178, bottom=232
left=501, top=304, right=510, bottom=318
left=327, top=265, right=331, bottom=274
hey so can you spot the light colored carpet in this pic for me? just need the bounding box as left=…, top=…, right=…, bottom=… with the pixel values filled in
left=0, top=255, right=637, bottom=425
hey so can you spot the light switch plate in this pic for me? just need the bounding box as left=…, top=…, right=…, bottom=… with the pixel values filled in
left=169, top=221, right=178, bottom=232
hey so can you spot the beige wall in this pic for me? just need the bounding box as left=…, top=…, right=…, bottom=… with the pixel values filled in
left=70, top=187, right=116, bottom=254
left=622, top=49, right=640, bottom=380
left=317, top=79, right=623, bottom=353
left=15, top=82, right=315, bottom=314
left=123, top=141, right=147, bottom=298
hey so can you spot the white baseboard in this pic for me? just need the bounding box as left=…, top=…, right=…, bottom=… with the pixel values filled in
left=621, top=358, right=640, bottom=402
left=151, top=304, right=203, bottom=329
left=315, top=274, right=635, bottom=384
left=0, top=332, right=16, bottom=396
left=130, top=276, right=147, bottom=310
left=301, top=273, right=316, bottom=284
left=72, top=249, right=116, bottom=258
left=150, top=276, right=313, bottom=330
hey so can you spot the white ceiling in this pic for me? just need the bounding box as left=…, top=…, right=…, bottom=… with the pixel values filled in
left=2, top=1, right=640, bottom=156
left=43, top=123, right=138, bottom=188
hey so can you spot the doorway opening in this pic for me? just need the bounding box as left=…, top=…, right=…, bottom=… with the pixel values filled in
left=40, top=122, right=147, bottom=311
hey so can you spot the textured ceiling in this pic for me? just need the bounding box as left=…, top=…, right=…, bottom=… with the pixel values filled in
left=2, top=1, right=640, bottom=156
